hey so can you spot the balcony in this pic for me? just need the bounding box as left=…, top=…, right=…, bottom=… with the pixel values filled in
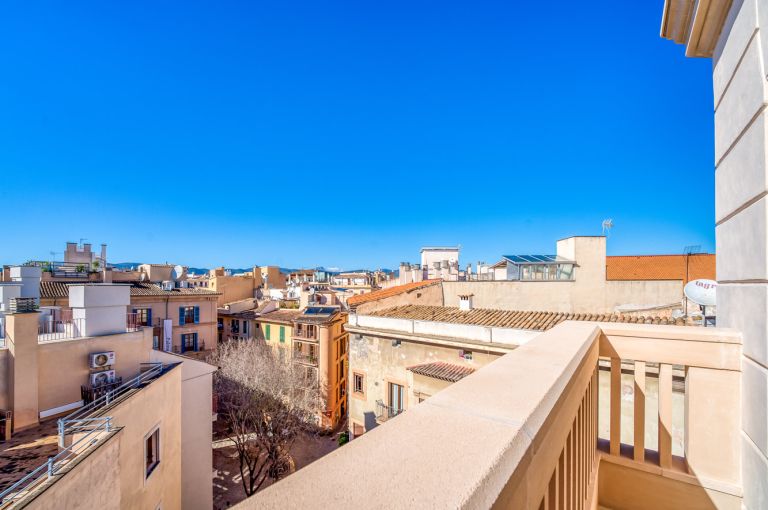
left=292, top=351, right=318, bottom=366
left=375, top=400, right=402, bottom=423
left=293, top=327, right=318, bottom=341
left=38, top=313, right=143, bottom=342
left=243, top=321, right=742, bottom=509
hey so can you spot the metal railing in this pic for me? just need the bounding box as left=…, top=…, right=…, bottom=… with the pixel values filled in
left=0, top=417, right=113, bottom=505
left=38, top=318, right=85, bottom=341
left=292, top=352, right=318, bottom=365
left=293, top=328, right=318, bottom=340
left=57, top=362, right=163, bottom=440
left=38, top=314, right=143, bottom=342
left=375, top=400, right=403, bottom=422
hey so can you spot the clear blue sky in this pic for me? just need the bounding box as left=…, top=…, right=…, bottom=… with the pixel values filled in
left=0, top=1, right=715, bottom=270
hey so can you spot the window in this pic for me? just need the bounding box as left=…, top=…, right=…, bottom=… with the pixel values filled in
left=182, top=333, right=198, bottom=352
left=243, top=321, right=249, bottom=335
left=309, top=344, right=317, bottom=361
left=265, top=324, right=271, bottom=340
left=231, top=320, right=240, bottom=334
left=460, top=349, right=473, bottom=361
left=353, top=372, right=365, bottom=395
left=179, top=306, right=199, bottom=325
left=145, top=427, right=160, bottom=479
left=388, top=382, right=404, bottom=413
left=134, top=308, right=152, bottom=326
left=279, top=326, right=285, bottom=343
left=338, top=359, right=345, bottom=381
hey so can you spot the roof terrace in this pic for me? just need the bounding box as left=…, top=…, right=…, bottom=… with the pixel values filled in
left=239, top=320, right=742, bottom=509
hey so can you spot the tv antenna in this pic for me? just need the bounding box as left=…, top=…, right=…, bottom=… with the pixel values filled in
left=601, top=219, right=613, bottom=236
left=683, top=245, right=701, bottom=255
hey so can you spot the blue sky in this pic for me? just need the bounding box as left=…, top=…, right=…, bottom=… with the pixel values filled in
left=0, top=1, right=715, bottom=270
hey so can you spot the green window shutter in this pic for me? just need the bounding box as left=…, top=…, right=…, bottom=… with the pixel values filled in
left=279, top=326, right=285, bottom=343
left=266, top=324, right=271, bottom=340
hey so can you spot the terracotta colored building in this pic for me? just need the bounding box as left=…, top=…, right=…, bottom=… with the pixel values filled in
left=606, top=253, right=716, bottom=283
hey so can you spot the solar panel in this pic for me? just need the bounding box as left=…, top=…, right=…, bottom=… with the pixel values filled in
left=503, top=254, right=569, bottom=265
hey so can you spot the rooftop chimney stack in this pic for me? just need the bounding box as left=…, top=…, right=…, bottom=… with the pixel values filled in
left=9, top=266, right=41, bottom=305
left=458, top=294, right=474, bottom=311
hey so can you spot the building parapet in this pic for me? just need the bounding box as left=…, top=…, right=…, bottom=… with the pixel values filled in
left=243, top=321, right=742, bottom=509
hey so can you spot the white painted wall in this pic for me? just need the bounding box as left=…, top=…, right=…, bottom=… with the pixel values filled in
left=713, top=1, right=768, bottom=506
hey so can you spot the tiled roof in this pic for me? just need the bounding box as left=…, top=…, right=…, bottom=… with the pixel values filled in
left=407, top=361, right=475, bottom=383
left=606, top=254, right=715, bottom=283
left=347, top=280, right=441, bottom=307
left=40, top=280, right=220, bottom=299
left=256, top=309, right=304, bottom=324
left=367, top=305, right=684, bottom=331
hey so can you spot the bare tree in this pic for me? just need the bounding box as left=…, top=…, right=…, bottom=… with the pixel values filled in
left=212, top=340, right=324, bottom=497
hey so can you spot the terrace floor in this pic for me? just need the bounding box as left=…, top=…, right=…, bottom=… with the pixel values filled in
left=0, top=420, right=59, bottom=492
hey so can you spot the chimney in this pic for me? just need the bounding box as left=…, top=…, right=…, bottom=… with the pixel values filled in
left=69, top=284, right=130, bottom=337
left=9, top=266, right=41, bottom=305
left=459, top=294, right=474, bottom=311
left=100, top=244, right=107, bottom=266
left=5, top=307, right=41, bottom=431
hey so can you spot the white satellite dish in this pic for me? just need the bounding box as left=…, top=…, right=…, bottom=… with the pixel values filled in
left=684, top=279, right=717, bottom=307
left=171, top=265, right=185, bottom=281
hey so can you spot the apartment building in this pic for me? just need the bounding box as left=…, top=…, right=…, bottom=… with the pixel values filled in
left=0, top=283, right=215, bottom=510
left=239, top=2, right=765, bottom=508
left=256, top=308, right=302, bottom=361
left=346, top=298, right=684, bottom=438
left=39, top=279, right=219, bottom=357
left=398, top=246, right=461, bottom=284
left=187, top=266, right=286, bottom=306
left=292, top=306, right=348, bottom=428
left=442, top=236, right=708, bottom=316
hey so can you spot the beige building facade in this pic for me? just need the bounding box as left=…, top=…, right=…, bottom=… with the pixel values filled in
left=0, top=283, right=216, bottom=509
left=444, top=236, right=691, bottom=315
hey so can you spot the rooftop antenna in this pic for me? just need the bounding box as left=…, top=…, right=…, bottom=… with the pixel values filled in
left=682, top=244, right=703, bottom=315
left=683, top=245, right=701, bottom=255
left=601, top=219, right=613, bottom=236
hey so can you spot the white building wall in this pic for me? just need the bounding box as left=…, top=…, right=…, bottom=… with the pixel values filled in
left=713, top=1, right=768, bottom=507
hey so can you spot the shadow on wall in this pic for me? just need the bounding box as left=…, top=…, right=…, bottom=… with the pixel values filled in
left=363, top=411, right=377, bottom=432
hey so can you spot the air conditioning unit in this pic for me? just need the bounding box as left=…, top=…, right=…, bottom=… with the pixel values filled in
left=90, top=370, right=116, bottom=387
left=90, top=351, right=116, bottom=368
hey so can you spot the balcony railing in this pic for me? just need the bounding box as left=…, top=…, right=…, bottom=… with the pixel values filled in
left=375, top=400, right=403, bottom=423
left=293, top=328, right=318, bottom=341
left=243, top=321, right=743, bottom=510
left=38, top=313, right=143, bottom=342
left=292, top=351, right=318, bottom=365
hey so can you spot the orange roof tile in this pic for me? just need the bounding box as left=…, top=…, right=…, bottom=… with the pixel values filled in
left=347, top=280, right=441, bottom=308
left=368, top=305, right=685, bottom=330
left=407, top=361, right=475, bottom=382
left=606, top=254, right=715, bottom=283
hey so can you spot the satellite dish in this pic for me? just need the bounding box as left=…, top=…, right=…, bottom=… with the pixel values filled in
left=171, top=265, right=185, bottom=281
left=684, top=279, right=717, bottom=307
